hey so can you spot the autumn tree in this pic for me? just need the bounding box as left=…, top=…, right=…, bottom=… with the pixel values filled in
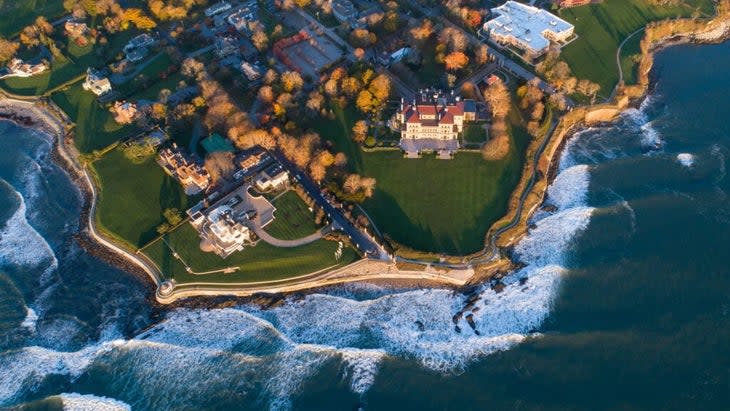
left=205, top=151, right=235, bottom=184
left=409, top=19, right=433, bottom=43
left=0, top=38, right=19, bottom=63
left=351, top=120, right=368, bottom=143
left=444, top=51, right=469, bottom=71
left=281, top=71, right=304, bottom=92
left=251, top=30, right=268, bottom=51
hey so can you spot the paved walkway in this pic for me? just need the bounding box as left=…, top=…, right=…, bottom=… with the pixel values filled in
left=250, top=225, right=326, bottom=247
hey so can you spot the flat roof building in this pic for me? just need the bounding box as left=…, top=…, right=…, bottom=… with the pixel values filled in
left=482, top=1, right=574, bottom=57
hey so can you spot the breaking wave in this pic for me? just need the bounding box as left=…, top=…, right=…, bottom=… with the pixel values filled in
left=59, top=393, right=131, bottom=411
left=677, top=153, right=695, bottom=168
left=0, top=184, right=58, bottom=283
left=546, top=164, right=591, bottom=210
left=624, top=96, right=664, bottom=150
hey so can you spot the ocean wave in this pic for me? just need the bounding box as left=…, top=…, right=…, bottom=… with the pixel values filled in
left=546, top=165, right=591, bottom=210
left=0, top=342, right=120, bottom=405
left=623, top=96, right=664, bottom=150
left=59, top=393, right=131, bottom=411
left=20, top=307, right=38, bottom=331
left=515, top=207, right=594, bottom=267
left=340, top=348, right=385, bottom=396
left=0, top=184, right=58, bottom=283
left=677, top=153, right=695, bottom=168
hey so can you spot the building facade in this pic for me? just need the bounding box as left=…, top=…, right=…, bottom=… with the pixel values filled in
left=394, top=89, right=476, bottom=157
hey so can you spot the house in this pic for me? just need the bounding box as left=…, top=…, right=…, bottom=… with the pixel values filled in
left=82, top=68, right=112, bottom=96
left=240, top=61, right=262, bottom=81
left=254, top=164, right=289, bottom=191
left=124, top=33, right=156, bottom=62
left=227, top=2, right=258, bottom=32
left=158, top=143, right=211, bottom=195
left=124, top=33, right=156, bottom=53
left=215, top=35, right=238, bottom=58
left=190, top=199, right=254, bottom=258
left=331, top=0, right=357, bottom=23
left=188, top=183, right=276, bottom=258
left=1, top=59, right=49, bottom=79
left=389, top=47, right=411, bottom=64
left=125, top=47, right=148, bottom=63
left=64, top=20, right=88, bottom=38
left=482, top=1, right=574, bottom=58
left=205, top=1, right=232, bottom=17
left=394, top=89, right=477, bottom=158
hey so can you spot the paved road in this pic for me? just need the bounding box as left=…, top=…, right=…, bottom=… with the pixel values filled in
left=272, top=151, right=390, bottom=260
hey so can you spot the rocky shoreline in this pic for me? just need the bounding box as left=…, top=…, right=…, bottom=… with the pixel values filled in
left=0, top=96, right=164, bottom=304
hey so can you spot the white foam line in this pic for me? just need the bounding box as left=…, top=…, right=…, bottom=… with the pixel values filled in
left=0, top=185, right=58, bottom=281
left=20, top=307, right=38, bottom=331
left=340, top=348, right=386, bottom=396
left=546, top=164, right=591, bottom=210
left=59, top=393, right=131, bottom=411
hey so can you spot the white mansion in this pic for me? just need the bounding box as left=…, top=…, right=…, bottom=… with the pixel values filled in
left=482, top=1, right=575, bottom=58
left=394, top=89, right=476, bottom=158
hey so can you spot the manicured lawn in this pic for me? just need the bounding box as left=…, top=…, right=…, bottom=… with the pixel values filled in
left=91, top=148, right=194, bottom=248
left=558, top=0, right=713, bottom=93
left=463, top=122, right=488, bottom=144
left=265, top=191, right=321, bottom=240
left=312, top=104, right=531, bottom=255
left=143, top=224, right=359, bottom=283
left=51, top=83, right=133, bottom=153
left=0, top=0, right=64, bottom=37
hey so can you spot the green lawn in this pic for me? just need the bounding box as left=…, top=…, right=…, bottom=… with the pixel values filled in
left=91, top=148, right=194, bottom=248
left=463, top=122, right=488, bottom=144
left=312, top=104, right=531, bottom=255
left=51, top=83, right=133, bottom=153
left=265, top=191, right=320, bottom=240
left=558, top=0, right=714, bottom=93
left=0, top=0, right=64, bottom=37
left=143, top=224, right=359, bottom=283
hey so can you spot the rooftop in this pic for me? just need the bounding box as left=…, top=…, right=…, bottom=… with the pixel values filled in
left=483, top=1, right=574, bottom=52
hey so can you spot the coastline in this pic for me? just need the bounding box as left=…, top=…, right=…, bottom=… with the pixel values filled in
left=0, top=10, right=728, bottom=303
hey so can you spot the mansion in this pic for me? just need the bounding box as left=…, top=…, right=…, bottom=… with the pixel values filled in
left=394, top=89, right=476, bottom=158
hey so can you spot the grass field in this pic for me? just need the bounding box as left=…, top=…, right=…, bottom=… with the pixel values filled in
left=91, top=148, right=194, bottom=248
left=312, top=104, right=531, bottom=255
left=143, top=224, right=359, bottom=283
left=51, top=84, right=134, bottom=153
left=0, top=0, right=64, bottom=37
left=265, top=191, right=321, bottom=240
left=559, top=0, right=715, bottom=93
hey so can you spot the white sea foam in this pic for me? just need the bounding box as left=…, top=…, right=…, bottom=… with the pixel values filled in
left=59, top=393, right=131, bottom=411
left=20, top=307, right=38, bottom=331
left=514, top=207, right=594, bottom=267
left=546, top=165, right=591, bottom=210
left=340, top=348, right=386, bottom=395
left=0, top=342, right=119, bottom=405
left=0, top=186, right=58, bottom=283
left=624, top=97, right=664, bottom=150
left=677, top=153, right=695, bottom=168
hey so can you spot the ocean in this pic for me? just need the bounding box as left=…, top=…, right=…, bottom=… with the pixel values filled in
left=0, top=41, right=728, bottom=410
